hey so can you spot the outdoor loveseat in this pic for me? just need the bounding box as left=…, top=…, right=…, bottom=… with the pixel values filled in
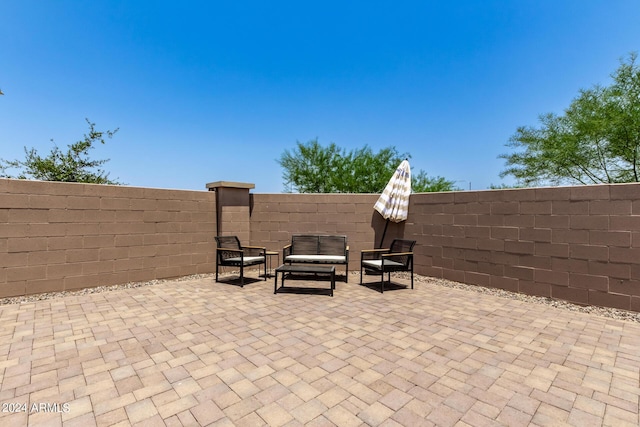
left=283, top=235, right=349, bottom=282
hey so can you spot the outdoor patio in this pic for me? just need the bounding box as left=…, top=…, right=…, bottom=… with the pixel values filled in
left=1, top=272, right=638, bottom=426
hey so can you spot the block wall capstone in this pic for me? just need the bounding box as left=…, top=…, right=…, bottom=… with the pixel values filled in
left=0, top=178, right=216, bottom=298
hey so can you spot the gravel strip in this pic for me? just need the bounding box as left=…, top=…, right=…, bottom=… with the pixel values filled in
left=403, top=272, right=640, bottom=323
left=0, top=274, right=213, bottom=306
left=1, top=272, right=639, bottom=323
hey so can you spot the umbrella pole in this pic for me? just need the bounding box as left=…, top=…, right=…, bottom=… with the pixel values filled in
left=379, top=219, right=389, bottom=248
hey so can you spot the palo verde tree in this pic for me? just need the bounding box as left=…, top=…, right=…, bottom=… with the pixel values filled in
left=1, top=119, right=123, bottom=184
left=277, top=139, right=457, bottom=193
left=500, top=52, right=640, bottom=186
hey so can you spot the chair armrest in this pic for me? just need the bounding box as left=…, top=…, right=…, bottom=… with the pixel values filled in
left=283, top=244, right=292, bottom=259
left=242, top=245, right=266, bottom=254
left=381, top=252, right=414, bottom=266
left=381, top=252, right=413, bottom=257
left=361, top=248, right=389, bottom=261
left=241, top=245, right=266, bottom=256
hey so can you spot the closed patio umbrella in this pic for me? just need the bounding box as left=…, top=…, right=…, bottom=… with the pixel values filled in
left=374, top=159, right=411, bottom=247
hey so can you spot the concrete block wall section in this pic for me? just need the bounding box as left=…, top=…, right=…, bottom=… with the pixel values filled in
left=0, top=179, right=216, bottom=298
left=207, top=181, right=255, bottom=243
left=2, top=177, right=640, bottom=312
left=220, top=206, right=251, bottom=242
left=404, top=184, right=640, bottom=312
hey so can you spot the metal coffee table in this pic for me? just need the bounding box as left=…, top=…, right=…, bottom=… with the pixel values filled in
left=274, top=265, right=336, bottom=297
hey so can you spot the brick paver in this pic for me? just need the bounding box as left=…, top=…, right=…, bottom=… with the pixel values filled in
left=1, top=272, right=639, bottom=426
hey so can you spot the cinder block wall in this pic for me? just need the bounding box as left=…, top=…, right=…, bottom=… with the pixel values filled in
left=405, top=185, right=640, bottom=312
left=0, top=179, right=216, bottom=298
left=3, top=177, right=640, bottom=312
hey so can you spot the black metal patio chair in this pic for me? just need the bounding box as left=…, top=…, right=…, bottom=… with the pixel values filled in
left=360, top=239, right=416, bottom=293
left=215, top=236, right=266, bottom=287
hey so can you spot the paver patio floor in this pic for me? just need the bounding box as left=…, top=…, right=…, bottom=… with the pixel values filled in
left=1, top=272, right=639, bottom=426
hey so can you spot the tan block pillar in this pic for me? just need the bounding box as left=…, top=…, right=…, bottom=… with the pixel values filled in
left=206, top=181, right=255, bottom=243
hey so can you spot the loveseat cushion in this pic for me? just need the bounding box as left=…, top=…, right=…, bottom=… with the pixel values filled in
left=285, top=255, right=346, bottom=263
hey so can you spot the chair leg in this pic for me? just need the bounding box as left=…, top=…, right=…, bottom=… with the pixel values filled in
left=215, top=261, right=219, bottom=283
left=360, top=265, right=363, bottom=285
left=240, top=264, right=244, bottom=287
left=263, top=259, right=267, bottom=281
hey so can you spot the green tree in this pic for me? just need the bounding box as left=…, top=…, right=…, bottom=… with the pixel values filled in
left=1, top=119, right=122, bottom=184
left=500, top=53, right=640, bottom=186
left=488, top=183, right=524, bottom=190
left=277, top=139, right=457, bottom=193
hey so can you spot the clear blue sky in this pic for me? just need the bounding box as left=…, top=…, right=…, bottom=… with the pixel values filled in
left=2, top=1, right=639, bottom=192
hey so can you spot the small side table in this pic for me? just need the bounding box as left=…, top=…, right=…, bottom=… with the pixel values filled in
left=264, top=251, right=279, bottom=278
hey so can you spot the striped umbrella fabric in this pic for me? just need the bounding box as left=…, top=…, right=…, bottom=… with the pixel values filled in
left=374, top=159, right=411, bottom=222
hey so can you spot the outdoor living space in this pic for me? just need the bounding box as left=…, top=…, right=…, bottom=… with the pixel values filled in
left=3, top=178, right=640, bottom=426
left=1, top=271, right=639, bottom=426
